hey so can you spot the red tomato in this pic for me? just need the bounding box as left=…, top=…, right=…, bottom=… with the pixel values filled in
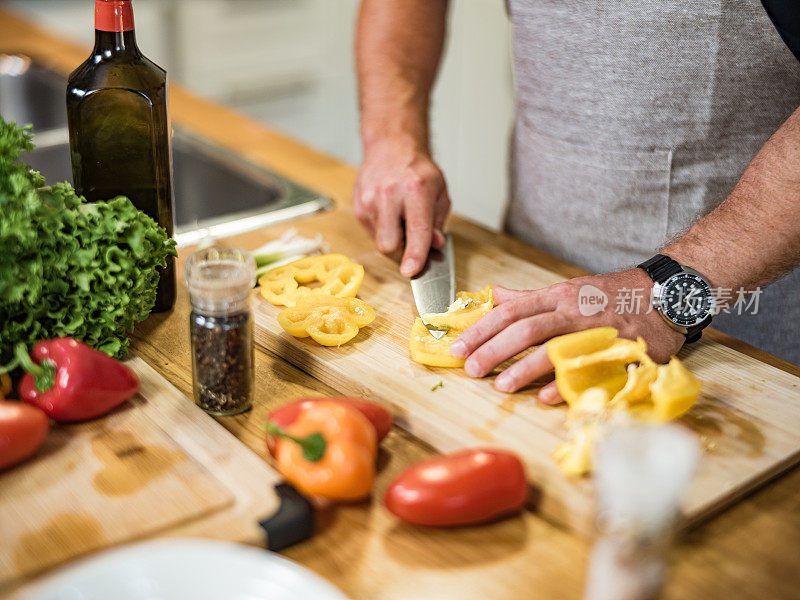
left=0, top=400, right=50, bottom=471
left=384, top=449, right=529, bottom=527
left=266, top=397, right=393, bottom=457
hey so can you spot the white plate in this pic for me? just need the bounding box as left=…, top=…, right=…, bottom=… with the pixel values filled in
left=14, top=538, right=350, bottom=600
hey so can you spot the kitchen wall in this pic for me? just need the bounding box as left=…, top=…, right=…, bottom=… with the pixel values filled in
left=3, top=0, right=514, bottom=230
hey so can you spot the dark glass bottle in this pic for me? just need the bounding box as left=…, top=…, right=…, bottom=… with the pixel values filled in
left=67, top=0, right=175, bottom=312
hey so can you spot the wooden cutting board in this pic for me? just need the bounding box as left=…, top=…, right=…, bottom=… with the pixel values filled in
left=0, top=357, right=283, bottom=594
left=253, top=231, right=800, bottom=535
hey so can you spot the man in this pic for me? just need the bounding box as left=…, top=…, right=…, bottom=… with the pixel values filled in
left=354, top=0, right=800, bottom=401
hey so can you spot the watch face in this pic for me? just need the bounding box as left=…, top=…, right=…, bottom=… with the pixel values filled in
left=658, top=273, right=715, bottom=327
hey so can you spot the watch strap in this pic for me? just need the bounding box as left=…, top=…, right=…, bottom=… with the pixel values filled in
left=638, top=254, right=682, bottom=283
left=685, top=331, right=702, bottom=344
left=685, top=315, right=713, bottom=344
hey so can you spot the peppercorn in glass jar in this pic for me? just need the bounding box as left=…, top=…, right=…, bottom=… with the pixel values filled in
left=185, top=246, right=256, bottom=416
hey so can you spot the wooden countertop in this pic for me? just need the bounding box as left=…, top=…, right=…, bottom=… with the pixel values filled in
left=3, top=9, right=799, bottom=600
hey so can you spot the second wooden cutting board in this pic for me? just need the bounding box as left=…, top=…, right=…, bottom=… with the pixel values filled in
left=0, top=358, right=288, bottom=594
left=253, top=231, right=800, bottom=534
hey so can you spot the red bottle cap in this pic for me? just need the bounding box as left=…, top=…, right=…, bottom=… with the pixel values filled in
left=95, top=0, right=134, bottom=33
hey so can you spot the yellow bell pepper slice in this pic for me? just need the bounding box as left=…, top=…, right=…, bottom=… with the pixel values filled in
left=259, top=254, right=365, bottom=307
left=547, top=326, right=619, bottom=364
left=550, top=333, right=648, bottom=405
left=420, top=287, right=494, bottom=331
left=548, top=327, right=702, bottom=477
left=553, top=423, right=598, bottom=478
left=640, top=357, right=702, bottom=422
left=410, top=319, right=466, bottom=367
left=568, top=387, right=611, bottom=422
left=609, top=354, right=658, bottom=408
left=556, top=388, right=610, bottom=477
left=277, top=296, right=375, bottom=346
left=409, top=286, right=494, bottom=367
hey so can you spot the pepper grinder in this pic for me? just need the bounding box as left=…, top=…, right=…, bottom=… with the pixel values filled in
left=185, top=246, right=256, bottom=416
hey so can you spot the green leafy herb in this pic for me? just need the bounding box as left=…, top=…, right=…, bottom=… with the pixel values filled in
left=431, top=381, right=444, bottom=392
left=0, top=117, right=176, bottom=362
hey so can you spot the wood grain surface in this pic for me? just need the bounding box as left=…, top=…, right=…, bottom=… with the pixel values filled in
left=249, top=219, right=800, bottom=534
left=3, top=9, right=800, bottom=600
left=1, top=358, right=282, bottom=596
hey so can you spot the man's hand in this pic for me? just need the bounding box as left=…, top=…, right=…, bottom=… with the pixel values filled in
left=354, top=136, right=451, bottom=276
left=356, top=0, right=449, bottom=276
left=449, top=269, right=685, bottom=404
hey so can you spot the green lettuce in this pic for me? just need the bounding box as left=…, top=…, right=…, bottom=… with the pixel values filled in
left=0, top=117, right=176, bottom=361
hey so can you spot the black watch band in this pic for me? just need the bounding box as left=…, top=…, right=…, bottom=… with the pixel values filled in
left=638, top=254, right=682, bottom=283
left=684, top=327, right=706, bottom=344
left=637, top=254, right=710, bottom=344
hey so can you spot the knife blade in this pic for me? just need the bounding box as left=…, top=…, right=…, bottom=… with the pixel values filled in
left=410, top=234, right=456, bottom=339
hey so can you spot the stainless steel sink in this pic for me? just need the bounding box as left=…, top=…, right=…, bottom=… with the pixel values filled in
left=0, top=54, right=333, bottom=246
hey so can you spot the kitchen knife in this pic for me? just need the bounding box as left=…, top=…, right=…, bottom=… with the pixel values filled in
left=410, top=234, right=456, bottom=339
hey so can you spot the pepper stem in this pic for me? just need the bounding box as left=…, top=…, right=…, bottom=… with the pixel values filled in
left=266, top=423, right=327, bottom=462
left=13, top=343, right=55, bottom=392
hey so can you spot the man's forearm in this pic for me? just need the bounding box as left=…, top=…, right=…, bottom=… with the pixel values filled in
left=666, top=106, right=800, bottom=291
left=356, top=0, right=448, bottom=153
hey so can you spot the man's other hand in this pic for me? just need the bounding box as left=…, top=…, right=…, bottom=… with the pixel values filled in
left=449, top=269, right=685, bottom=403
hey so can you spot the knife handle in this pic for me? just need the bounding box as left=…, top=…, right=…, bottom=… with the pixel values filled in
left=259, top=483, right=315, bottom=551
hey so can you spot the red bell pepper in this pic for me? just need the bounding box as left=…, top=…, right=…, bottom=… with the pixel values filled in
left=0, top=400, right=50, bottom=471
left=384, top=449, right=529, bottom=527
left=11, top=338, right=139, bottom=422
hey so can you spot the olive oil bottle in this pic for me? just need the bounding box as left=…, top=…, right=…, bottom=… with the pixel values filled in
left=67, top=0, right=175, bottom=312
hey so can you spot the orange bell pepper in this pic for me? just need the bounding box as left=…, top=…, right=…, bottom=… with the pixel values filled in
left=267, top=400, right=377, bottom=501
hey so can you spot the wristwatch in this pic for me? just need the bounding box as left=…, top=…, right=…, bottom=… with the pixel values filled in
left=637, top=254, right=715, bottom=343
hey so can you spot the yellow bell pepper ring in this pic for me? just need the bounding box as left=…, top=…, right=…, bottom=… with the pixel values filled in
left=278, top=296, right=375, bottom=346
left=409, top=286, right=494, bottom=367
left=259, top=254, right=365, bottom=307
